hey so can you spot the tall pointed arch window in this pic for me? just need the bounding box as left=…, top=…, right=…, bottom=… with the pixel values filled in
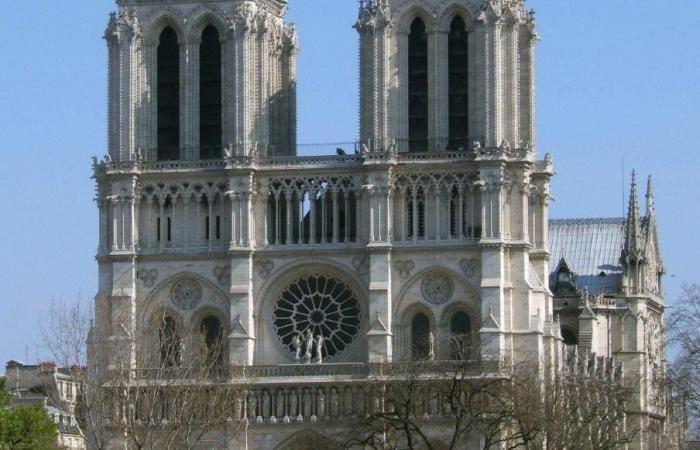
left=411, top=312, right=431, bottom=360
left=199, top=315, right=224, bottom=366
left=199, top=26, right=222, bottom=160
left=157, top=27, right=180, bottom=161
left=159, top=316, right=181, bottom=368
left=450, top=311, right=472, bottom=359
left=408, top=18, right=428, bottom=153
left=448, top=17, right=469, bottom=149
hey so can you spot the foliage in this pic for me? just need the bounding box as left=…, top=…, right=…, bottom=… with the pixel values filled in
left=0, top=378, right=8, bottom=408
left=0, top=405, right=58, bottom=450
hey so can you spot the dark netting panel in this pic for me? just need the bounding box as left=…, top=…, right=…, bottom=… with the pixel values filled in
left=408, top=18, right=428, bottom=152
left=273, top=275, right=362, bottom=359
left=157, top=27, right=180, bottom=161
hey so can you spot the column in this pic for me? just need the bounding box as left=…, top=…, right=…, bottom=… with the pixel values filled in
left=230, top=193, right=239, bottom=249
left=332, top=191, right=339, bottom=244
left=458, top=186, right=465, bottom=240
left=412, top=190, right=418, bottom=244
left=158, top=197, right=165, bottom=251
left=206, top=196, right=213, bottom=250
left=435, top=188, right=441, bottom=242
left=183, top=39, right=200, bottom=160
left=310, top=189, right=317, bottom=244
left=286, top=193, right=293, bottom=245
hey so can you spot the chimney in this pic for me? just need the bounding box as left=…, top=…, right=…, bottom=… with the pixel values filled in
left=39, top=362, right=57, bottom=373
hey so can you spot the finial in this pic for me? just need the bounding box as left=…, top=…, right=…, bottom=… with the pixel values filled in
left=646, top=175, right=655, bottom=216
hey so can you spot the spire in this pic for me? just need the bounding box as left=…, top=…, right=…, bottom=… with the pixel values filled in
left=623, top=170, right=643, bottom=262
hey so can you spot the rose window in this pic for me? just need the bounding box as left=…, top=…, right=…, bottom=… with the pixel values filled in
left=170, top=278, right=203, bottom=311
left=273, top=275, right=362, bottom=359
left=421, top=272, right=455, bottom=305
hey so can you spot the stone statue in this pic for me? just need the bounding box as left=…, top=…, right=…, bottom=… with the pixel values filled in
left=304, top=329, right=313, bottom=364
left=315, top=334, right=325, bottom=364
left=292, top=335, right=302, bottom=363
left=428, top=331, right=435, bottom=361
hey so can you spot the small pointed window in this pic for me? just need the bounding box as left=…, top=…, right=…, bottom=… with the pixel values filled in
left=200, top=26, right=222, bottom=160
left=408, top=18, right=428, bottom=152
left=157, top=27, right=180, bottom=161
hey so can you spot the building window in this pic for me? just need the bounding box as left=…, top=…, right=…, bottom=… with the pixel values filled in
left=450, top=311, right=472, bottom=359
left=167, top=217, right=172, bottom=242
left=199, top=26, right=222, bottom=160
left=157, top=27, right=180, bottom=161
left=159, top=316, right=181, bottom=368
left=199, top=315, right=224, bottom=365
left=215, top=215, right=221, bottom=240
left=561, top=328, right=577, bottom=346
left=448, top=17, right=469, bottom=149
left=408, top=18, right=428, bottom=152
left=411, top=312, right=431, bottom=360
left=273, top=275, right=362, bottom=360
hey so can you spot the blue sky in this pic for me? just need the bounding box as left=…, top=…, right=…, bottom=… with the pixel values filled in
left=0, top=0, right=698, bottom=370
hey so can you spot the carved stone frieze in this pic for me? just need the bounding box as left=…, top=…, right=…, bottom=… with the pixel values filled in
left=255, top=259, right=275, bottom=278
left=213, top=267, right=230, bottom=287
left=352, top=255, right=370, bottom=278
left=459, top=258, right=481, bottom=279
left=137, top=268, right=159, bottom=288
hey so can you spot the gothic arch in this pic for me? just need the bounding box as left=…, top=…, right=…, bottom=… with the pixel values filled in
left=274, top=429, right=340, bottom=450
left=141, top=272, right=229, bottom=327
left=393, top=265, right=480, bottom=318
left=397, top=5, right=435, bottom=34
left=142, top=7, right=186, bottom=45
left=257, top=259, right=369, bottom=364
left=186, top=6, right=232, bottom=43
left=437, top=3, right=477, bottom=32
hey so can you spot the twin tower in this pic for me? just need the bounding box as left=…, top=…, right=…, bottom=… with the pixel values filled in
left=105, top=0, right=537, bottom=160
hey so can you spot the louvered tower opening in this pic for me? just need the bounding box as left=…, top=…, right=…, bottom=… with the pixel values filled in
left=199, top=26, right=222, bottom=160
left=448, top=17, right=469, bottom=149
left=408, top=18, right=428, bottom=153
left=157, top=27, right=180, bottom=161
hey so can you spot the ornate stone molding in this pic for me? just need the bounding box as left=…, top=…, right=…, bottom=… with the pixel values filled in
left=351, top=255, right=370, bottom=278
left=137, top=268, right=159, bottom=288
left=394, top=260, right=415, bottom=279
left=213, top=267, right=230, bottom=287
left=459, top=258, right=481, bottom=279
left=255, top=259, right=275, bottom=278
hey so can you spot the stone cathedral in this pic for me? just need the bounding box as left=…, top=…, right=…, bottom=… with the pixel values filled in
left=89, top=0, right=671, bottom=449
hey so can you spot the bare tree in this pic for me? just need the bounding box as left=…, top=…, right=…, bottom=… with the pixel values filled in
left=339, top=338, right=633, bottom=450
left=40, top=298, right=248, bottom=450
left=667, top=283, right=700, bottom=439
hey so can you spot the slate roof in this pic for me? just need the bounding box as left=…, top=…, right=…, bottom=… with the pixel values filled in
left=548, top=218, right=626, bottom=295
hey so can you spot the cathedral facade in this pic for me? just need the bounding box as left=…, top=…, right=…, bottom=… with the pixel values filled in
left=89, top=0, right=670, bottom=448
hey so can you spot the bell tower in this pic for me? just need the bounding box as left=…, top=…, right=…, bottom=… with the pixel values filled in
left=356, top=0, right=537, bottom=153
left=105, top=0, right=297, bottom=162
